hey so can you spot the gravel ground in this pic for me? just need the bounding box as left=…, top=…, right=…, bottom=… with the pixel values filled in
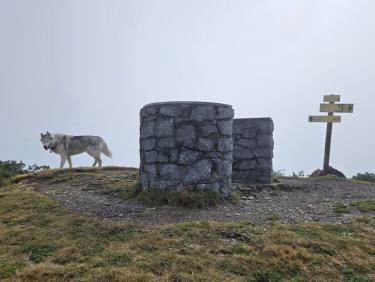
left=23, top=167, right=375, bottom=226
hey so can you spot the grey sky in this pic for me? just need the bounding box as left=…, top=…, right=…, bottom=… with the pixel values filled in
left=0, top=0, right=374, bottom=176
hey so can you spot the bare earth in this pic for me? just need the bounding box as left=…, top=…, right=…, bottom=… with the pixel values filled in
left=21, top=167, right=375, bottom=226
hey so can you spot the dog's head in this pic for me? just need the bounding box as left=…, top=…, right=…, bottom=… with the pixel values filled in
left=40, top=132, right=55, bottom=151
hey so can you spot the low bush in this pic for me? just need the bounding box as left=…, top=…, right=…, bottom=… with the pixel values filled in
left=352, top=172, right=375, bottom=183
left=0, top=160, right=49, bottom=186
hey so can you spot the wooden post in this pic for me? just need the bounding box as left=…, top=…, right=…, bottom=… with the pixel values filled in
left=323, top=103, right=334, bottom=175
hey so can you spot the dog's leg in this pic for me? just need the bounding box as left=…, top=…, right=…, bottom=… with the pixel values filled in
left=92, top=160, right=97, bottom=167
left=67, top=156, right=72, bottom=168
left=60, top=155, right=66, bottom=169
left=98, top=158, right=102, bottom=169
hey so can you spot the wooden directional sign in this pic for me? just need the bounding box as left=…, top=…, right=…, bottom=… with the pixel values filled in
left=320, top=103, right=354, bottom=113
left=323, top=95, right=340, bottom=102
left=309, top=115, right=341, bottom=123
left=309, top=94, right=353, bottom=176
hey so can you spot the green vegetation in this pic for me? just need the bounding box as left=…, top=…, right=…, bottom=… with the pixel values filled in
left=0, top=160, right=49, bottom=186
left=0, top=179, right=375, bottom=281
left=334, top=203, right=351, bottom=214
left=352, top=172, right=375, bottom=183
left=350, top=200, right=375, bottom=213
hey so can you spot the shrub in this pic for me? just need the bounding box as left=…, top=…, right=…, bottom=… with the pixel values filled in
left=352, top=172, right=375, bottom=183
left=0, top=160, right=49, bottom=186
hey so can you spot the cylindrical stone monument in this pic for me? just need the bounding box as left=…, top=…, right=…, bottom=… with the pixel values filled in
left=232, top=118, right=274, bottom=184
left=139, top=101, right=234, bottom=196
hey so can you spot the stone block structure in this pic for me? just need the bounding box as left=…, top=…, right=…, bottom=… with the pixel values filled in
left=139, top=102, right=234, bottom=196
left=232, top=118, right=274, bottom=184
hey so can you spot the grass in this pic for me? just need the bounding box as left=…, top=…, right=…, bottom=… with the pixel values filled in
left=0, top=179, right=375, bottom=281
left=350, top=200, right=375, bottom=213
left=334, top=203, right=351, bottom=214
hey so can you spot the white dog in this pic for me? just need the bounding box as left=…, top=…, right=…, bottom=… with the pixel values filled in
left=40, top=132, right=112, bottom=169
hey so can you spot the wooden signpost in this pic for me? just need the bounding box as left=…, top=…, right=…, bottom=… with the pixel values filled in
left=308, top=95, right=354, bottom=175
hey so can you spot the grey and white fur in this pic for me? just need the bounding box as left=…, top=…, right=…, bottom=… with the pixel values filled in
left=40, top=132, right=112, bottom=169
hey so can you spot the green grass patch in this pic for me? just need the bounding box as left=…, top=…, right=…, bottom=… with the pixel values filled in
left=334, top=203, right=351, bottom=214
left=350, top=200, right=375, bottom=213
left=135, top=188, right=222, bottom=208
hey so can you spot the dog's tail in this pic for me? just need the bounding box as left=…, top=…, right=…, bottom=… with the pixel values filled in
left=102, top=142, right=113, bottom=158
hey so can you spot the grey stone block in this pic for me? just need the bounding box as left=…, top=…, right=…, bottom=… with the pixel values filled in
left=233, top=146, right=254, bottom=159
left=140, top=106, right=158, bottom=117
left=159, top=106, right=183, bottom=117
left=140, top=120, right=155, bottom=139
left=191, top=105, right=215, bottom=122
left=155, top=117, right=174, bottom=137
left=218, top=137, right=233, bottom=152
left=143, top=164, right=157, bottom=177
left=178, top=148, right=202, bottom=165
left=141, top=138, right=156, bottom=151
left=257, top=158, right=273, bottom=170
left=218, top=120, right=233, bottom=135
left=201, top=124, right=218, bottom=137
left=217, top=107, right=234, bottom=120
left=158, top=152, right=169, bottom=162
left=176, top=124, right=196, bottom=148
left=233, top=159, right=257, bottom=170
left=144, top=151, right=159, bottom=163
left=256, top=118, right=274, bottom=134
left=160, top=164, right=180, bottom=180
left=158, top=138, right=176, bottom=148
left=236, top=138, right=257, bottom=149
left=197, top=138, right=214, bottom=151
left=242, top=127, right=258, bottom=138
left=253, top=148, right=273, bottom=158
left=257, top=134, right=274, bottom=148
left=181, top=160, right=213, bottom=184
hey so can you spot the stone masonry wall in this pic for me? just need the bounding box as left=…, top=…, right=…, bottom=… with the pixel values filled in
left=139, top=102, right=234, bottom=196
left=232, top=118, right=274, bottom=184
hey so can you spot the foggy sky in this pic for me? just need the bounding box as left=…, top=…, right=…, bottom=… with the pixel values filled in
left=1, top=0, right=374, bottom=176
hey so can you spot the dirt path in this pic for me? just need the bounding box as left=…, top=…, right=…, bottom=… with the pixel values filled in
left=22, top=167, right=375, bottom=225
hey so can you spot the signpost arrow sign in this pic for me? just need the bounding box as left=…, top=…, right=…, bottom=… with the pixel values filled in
left=309, top=116, right=341, bottom=123
left=320, top=103, right=354, bottom=113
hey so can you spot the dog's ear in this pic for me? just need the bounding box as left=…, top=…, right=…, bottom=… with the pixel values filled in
left=40, top=133, right=43, bottom=138
left=46, top=131, right=50, bottom=136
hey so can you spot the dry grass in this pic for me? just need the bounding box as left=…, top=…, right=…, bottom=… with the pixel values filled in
left=0, top=175, right=375, bottom=281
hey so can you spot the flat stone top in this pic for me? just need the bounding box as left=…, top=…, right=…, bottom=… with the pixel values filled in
left=143, top=101, right=233, bottom=108
left=234, top=117, right=273, bottom=121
